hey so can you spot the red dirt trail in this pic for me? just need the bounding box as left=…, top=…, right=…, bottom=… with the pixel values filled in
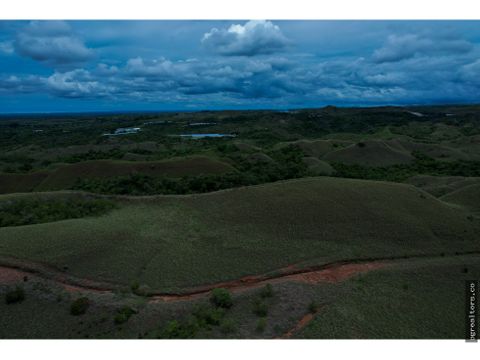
left=1, top=250, right=478, bottom=302
left=280, top=313, right=316, bottom=339
left=0, top=257, right=386, bottom=302
left=0, top=267, right=25, bottom=284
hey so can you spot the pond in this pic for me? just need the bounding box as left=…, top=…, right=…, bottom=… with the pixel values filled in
left=179, top=133, right=236, bottom=139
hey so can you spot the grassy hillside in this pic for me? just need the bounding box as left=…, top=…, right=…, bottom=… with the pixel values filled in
left=406, top=175, right=480, bottom=197
left=0, top=172, right=49, bottom=194
left=297, top=255, right=480, bottom=339
left=303, top=157, right=334, bottom=175
left=0, top=156, right=234, bottom=193
left=440, top=184, right=480, bottom=213
left=323, top=140, right=414, bottom=166
left=0, top=177, right=478, bottom=292
left=275, top=139, right=352, bottom=158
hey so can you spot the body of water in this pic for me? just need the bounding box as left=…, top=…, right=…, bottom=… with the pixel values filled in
left=179, top=133, right=236, bottom=138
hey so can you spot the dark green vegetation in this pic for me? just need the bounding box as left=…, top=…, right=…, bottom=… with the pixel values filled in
left=210, top=288, right=233, bottom=309
left=154, top=303, right=230, bottom=339
left=2, top=105, right=480, bottom=196
left=0, top=105, right=480, bottom=339
left=5, top=286, right=25, bottom=304
left=0, top=194, right=116, bottom=227
left=114, top=306, right=137, bottom=325
left=70, top=297, right=90, bottom=316
left=332, top=151, right=480, bottom=182
left=70, top=145, right=306, bottom=195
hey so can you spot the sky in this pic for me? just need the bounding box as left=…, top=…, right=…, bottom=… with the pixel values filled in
left=0, top=20, right=480, bottom=113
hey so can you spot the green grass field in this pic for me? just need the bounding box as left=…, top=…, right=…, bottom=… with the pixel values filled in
left=297, top=255, right=480, bottom=339
left=0, top=177, right=478, bottom=291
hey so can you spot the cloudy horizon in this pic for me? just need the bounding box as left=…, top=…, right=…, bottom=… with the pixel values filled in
left=1, top=20, right=480, bottom=113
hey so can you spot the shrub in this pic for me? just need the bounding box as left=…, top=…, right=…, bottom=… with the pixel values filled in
left=130, top=281, right=150, bottom=296
left=260, top=284, right=274, bottom=298
left=308, top=301, right=319, bottom=314
left=210, top=288, right=233, bottom=309
left=161, top=320, right=182, bottom=339
left=252, top=299, right=268, bottom=317
left=5, top=286, right=25, bottom=304
left=256, top=318, right=267, bottom=333
left=114, top=306, right=137, bottom=325
left=70, top=297, right=90, bottom=315
left=192, top=304, right=225, bottom=327
left=130, top=281, right=140, bottom=292
left=220, top=319, right=236, bottom=334
left=135, top=285, right=151, bottom=297
left=160, top=320, right=198, bottom=339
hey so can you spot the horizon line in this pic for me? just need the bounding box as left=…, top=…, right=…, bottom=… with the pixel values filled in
left=1, top=102, right=479, bottom=116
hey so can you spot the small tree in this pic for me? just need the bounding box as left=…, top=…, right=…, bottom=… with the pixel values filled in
left=70, top=297, right=90, bottom=315
left=210, top=288, right=233, bottom=309
left=5, top=286, right=25, bottom=304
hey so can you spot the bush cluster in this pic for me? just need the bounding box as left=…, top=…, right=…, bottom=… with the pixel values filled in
left=70, top=297, right=90, bottom=316
left=160, top=303, right=231, bottom=339
left=114, top=306, right=137, bottom=325
left=5, top=286, right=25, bottom=304
left=71, top=146, right=308, bottom=196
left=0, top=197, right=117, bottom=227
left=332, top=152, right=480, bottom=182
left=252, top=298, right=268, bottom=317
left=210, top=288, right=233, bottom=309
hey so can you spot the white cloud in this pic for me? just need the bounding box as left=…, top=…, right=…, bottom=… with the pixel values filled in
left=46, top=70, right=112, bottom=98
left=202, top=20, right=290, bottom=56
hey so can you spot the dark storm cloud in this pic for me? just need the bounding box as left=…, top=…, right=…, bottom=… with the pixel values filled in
left=14, top=21, right=93, bottom=67
left=201, top=20, right=291, bottom=56
left=373, top=33, right=473, bottom=63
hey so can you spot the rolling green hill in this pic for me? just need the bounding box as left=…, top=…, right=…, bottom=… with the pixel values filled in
left=406, top=175, right=480, bottom=197
left=0, top=177, right=478, bottom=292
left=0, top=156, right=234, bottom=194
left=323, top=140, right=414, bottom=166
left=440, top=183, right=480, bottom=213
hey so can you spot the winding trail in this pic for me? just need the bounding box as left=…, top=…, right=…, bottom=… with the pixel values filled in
left=1, top=251, right=479, bottom=303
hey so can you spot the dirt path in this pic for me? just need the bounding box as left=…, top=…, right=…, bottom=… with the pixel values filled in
left=1, top=251, right=479, bottom=302
left=280, top=312, right=316, bottom=339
